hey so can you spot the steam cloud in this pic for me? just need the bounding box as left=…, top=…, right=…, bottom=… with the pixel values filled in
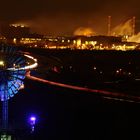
left=73, top=27, right=95, bottom=36
left=111, top=19, right=133, bottom=36
left=128, top=33, right=140, bottom=43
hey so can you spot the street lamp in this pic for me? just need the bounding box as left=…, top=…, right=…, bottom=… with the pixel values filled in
left=29, top=116, right=36, bottom=133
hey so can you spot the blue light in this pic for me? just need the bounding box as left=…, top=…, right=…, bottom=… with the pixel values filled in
left=29, top=116, right=37, bottom=133
left=30, top=116, right=36, bottom=125
left=30, top=117, right=36, bottom=121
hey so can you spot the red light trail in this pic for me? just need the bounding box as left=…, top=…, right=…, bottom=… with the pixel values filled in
left=26, top=73, right=140, bottom=103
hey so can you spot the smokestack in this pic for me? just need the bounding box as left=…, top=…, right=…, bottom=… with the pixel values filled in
left=108, top=16, right=111, bottom=36
left=132, top=16, right=136, bottom=36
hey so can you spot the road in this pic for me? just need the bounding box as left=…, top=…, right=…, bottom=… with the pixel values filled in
left=26, top=72, right=140, bottom=103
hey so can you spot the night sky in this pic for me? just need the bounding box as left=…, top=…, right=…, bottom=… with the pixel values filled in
left=1, top=0, right=140, bottom=35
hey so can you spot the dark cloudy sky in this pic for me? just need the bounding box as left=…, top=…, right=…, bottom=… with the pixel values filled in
left=1, top=0, right=140, bottom=35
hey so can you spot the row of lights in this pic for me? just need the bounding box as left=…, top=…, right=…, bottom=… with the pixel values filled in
left=11, top=36, right=137, bottom=51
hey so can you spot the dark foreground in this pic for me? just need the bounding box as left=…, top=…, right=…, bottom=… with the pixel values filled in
left=2, top=78, right=140, bottom=140
left=1, top=48, right=140, bottom=139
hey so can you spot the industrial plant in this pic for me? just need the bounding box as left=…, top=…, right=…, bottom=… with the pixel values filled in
left=0, top=17, right=139, bottom=51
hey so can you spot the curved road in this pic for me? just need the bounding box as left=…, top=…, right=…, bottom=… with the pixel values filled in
left=26, top=72, right=140, bottom=103
left=22, top=52, right=140, bottom=103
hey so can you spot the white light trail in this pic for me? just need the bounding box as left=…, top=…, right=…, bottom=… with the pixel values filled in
left=7, top=54, right=38, bottom=71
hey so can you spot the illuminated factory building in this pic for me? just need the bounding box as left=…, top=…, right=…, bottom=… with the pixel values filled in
left=0, top=23, right=139, bottom=51
left=0, top=24, right=43, bottom=44
left=1, top=24, right=30, bottom=40
left=42, top=35, right=138, bottom=51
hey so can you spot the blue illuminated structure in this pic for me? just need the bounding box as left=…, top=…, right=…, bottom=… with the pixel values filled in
left=0, top=45, right=26, bottom=134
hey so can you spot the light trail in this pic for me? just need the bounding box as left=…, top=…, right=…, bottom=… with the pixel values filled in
left=7, top=54, right=38, bottom=71
left=15, top=53, right=140, bottom=103
left=26, top=73, right=140, bottom=103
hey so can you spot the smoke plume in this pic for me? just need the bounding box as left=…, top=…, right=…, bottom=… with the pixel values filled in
left=111, top=19, right=133, bottom=36
left=128, top=32, right=140, bottom=43
left=73, top=27, right=95, bottom=36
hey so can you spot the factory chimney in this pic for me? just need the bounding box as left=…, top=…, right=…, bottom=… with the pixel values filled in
left=108, top=16, right=111, bottom=36
left=132, top=16, right=136, bottom=36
